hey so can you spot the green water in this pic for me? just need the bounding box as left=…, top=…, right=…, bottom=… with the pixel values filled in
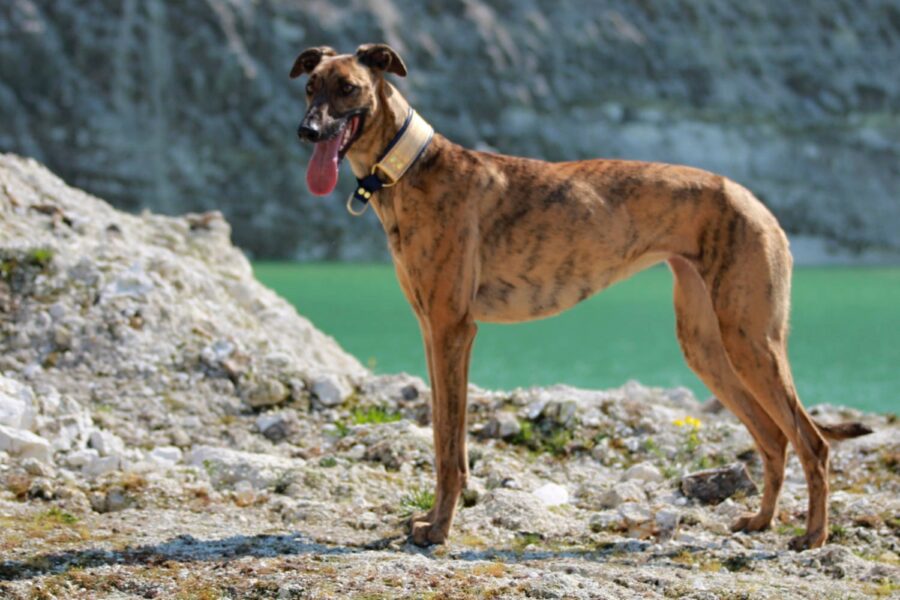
left=254, top=263, right=900, bottom=414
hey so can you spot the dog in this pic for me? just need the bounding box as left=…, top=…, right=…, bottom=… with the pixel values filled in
left=290, top=43, right=871, bottom=549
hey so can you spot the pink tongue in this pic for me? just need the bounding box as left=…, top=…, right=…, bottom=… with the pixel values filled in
left=306, top=132, right=344, bottom=196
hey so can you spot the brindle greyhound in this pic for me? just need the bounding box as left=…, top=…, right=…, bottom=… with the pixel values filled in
left=291, top=43, right=870, bottom=550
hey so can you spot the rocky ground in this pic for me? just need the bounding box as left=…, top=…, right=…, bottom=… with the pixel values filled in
left=1, top=154, right=898, bottom=599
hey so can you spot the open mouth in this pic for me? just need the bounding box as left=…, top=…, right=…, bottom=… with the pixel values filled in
left=338, top=113, right=364, bottom=158
left=306, top=112, right=365, bottom=196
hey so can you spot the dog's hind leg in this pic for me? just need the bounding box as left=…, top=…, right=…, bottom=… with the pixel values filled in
left=669, top=256, right=788, bottom=533
left=700, top=221, right=830, bottom=550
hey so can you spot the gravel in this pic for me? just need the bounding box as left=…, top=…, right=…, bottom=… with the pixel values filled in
left=0, top=155, right=897, bottom=598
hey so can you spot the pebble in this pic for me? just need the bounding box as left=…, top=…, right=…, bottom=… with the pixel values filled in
left=482, top=412, right=522, bottom=440
left=623, top=462, right=663, bottom=483
left=311, top=374, right=352, bottom=408
left=22, top=456, right=53, bottom=477
left=149, top=445, right=183, bottom=466
left=234, top=480, right=256, bottom=507
left=655, top=508, right=681, bottom=541
left=681, top=463, right=759, bottom=504
left=618, top=502, right=654, bottom=531
left=66, top=448, right=100, bottom=468
left=589, top=510, right=624, bottom=532
left=600, top=481, right=645, bottom=508
left=256, top=412, right=293, bottom=442
left=244, top=378, right=290, bottom=408
left=83, top=455, right=121, bottom=478
left=170, top=428, right=192, bottom=447
left=533, top=482, right=569, bottom=507
left=89, top=429, right=126, bottom=457
left=347, top=443, right=366, bottom=461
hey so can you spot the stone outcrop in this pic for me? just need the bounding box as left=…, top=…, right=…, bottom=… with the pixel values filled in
left=0, top=152, right=364, bottom=474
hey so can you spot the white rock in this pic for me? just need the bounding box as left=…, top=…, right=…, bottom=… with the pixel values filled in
left=233, top=479, right=256, bottom=506
left=483, top=412, right=522, bottom=439
left=311, top=374, right=352, bottom=407
left=149, top=445, right=183, bottom=466
left=66, top=448, right=100, bottom=467
left=480, top=488, right=563, bottom=535
left=600, top=481, right=646, bottom=508
left=655, top=508, right=681, bottom=540
left=589, top=510, right=625, bottom=532
left=0, top=376, right=36, bottom=430
left=34, top=392, right=92, bottom=452
left=0, top=425, right=52, bottom=462
left=533, top=482, right=569, bottom=507
left=83, top=455, right=121, bottom=477
left=256, top=412, right=287, bottom=434
left=89, top=429, right=126, bottom=457
left=619, top=502, right=655, bottom=539
left=347, top=443, right=366, bottom=461
left=188, top=445, right=299, bottom=489
left=619, top=502, right=653, bottom=525
left=623, top=462, right=663, bottom=483
left=526, top=399, right=547, bottom=421
left=22, top=457, right=53, bottom=477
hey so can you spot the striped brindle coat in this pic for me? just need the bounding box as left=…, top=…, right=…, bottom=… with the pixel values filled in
left=292, top=43, right=869, bottom=549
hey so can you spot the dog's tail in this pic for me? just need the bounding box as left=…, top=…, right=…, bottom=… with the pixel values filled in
left=813, top=419, right=873, bottom=441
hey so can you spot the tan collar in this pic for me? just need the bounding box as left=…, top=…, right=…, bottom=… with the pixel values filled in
left=348, top=109, right=434, bottom=215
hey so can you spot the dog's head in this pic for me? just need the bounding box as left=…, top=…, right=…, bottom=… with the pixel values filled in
left=290, top=43, right=407, bottom=196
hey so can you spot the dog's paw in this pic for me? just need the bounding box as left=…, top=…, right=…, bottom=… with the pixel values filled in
left=730, top=512, right=772, bottom=533
left=787, top=530, right=826, bottom=552
left=410, top=520, right=448, bottom=547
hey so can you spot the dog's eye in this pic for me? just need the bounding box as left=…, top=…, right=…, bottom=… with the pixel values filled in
left=341, top=83, right=357, bottom=96
left=305, top=81, right=314, bottom=95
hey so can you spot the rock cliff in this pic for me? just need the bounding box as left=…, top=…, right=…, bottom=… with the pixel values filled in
left=1, top=1, right=898, bottom=261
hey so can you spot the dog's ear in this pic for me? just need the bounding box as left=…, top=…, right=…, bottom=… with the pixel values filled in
left=355, top=43, right=407, bottom=77
left=290, top=46, right=337, bottom=79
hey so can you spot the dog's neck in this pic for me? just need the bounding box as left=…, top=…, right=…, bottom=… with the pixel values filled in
left=346, top=81, right=412, bottom=180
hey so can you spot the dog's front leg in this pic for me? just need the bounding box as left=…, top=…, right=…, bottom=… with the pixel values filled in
left=411, top=315, right=477, bottom=546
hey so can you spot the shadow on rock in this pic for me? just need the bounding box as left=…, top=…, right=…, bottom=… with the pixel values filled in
left=0, top=531, right=359, bottom=581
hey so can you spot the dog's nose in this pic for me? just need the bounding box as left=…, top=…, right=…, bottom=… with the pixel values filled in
left=297, top=122, right=321, bottom=142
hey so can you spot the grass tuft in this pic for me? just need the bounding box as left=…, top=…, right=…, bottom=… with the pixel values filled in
left=510, top=419, right=572, bottom=456
left=351, top=405, right=402, bottom=425
left=400, top=486, right=435, bottom=516
left=38, top=507, right=79, bottom=526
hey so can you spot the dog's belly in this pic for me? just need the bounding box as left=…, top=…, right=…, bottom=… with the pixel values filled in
left=472, top=251, right=668, bottom=323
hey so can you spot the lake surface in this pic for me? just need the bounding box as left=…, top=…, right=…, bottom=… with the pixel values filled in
left=255, top=263, right=899, bottom=414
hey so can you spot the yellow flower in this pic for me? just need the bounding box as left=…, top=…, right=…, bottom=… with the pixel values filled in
left=674, top=416, right=702, bottom=429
